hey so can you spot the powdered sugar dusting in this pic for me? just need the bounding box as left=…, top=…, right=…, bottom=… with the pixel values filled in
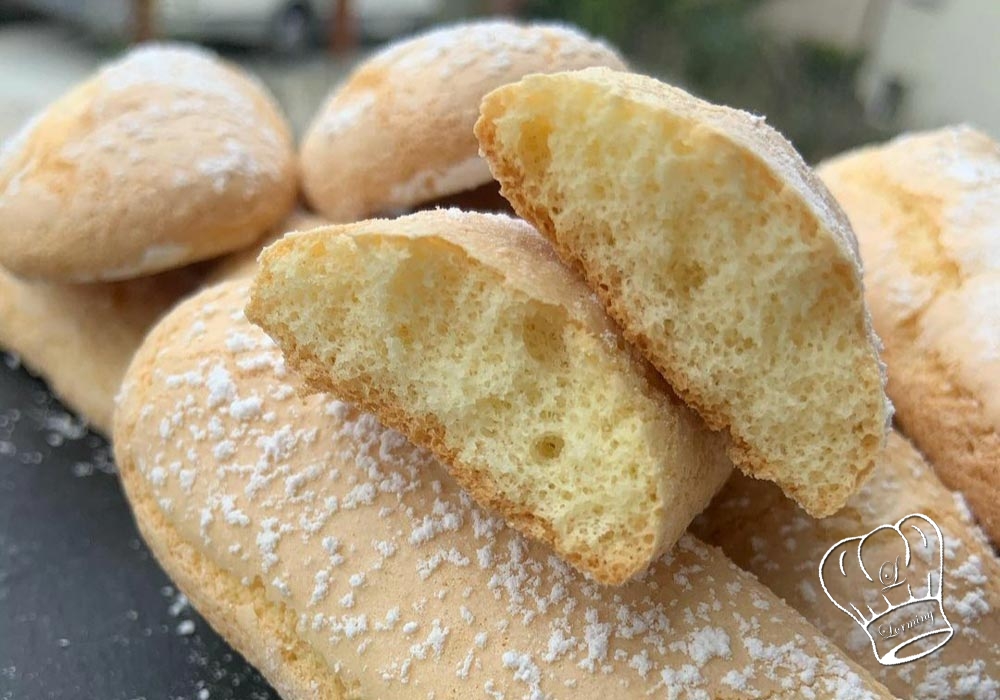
left=695, top=430, right=1000, bottom=698
left=118, top=280, right=886, bottom=698
left=101, top=44, right=257, bottom=103
left=0, top=43, right=290, bottom=271
left=304, top=19, right=625, bottom=214
left=365, top=20, right=621, bottom=77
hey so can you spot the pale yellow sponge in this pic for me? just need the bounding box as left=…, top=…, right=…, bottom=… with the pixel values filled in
left=476, top=67, right=891, bottom=517
left=247, top=209, right=732, bottom=584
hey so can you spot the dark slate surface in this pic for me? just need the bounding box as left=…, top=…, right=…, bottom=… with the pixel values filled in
left=0, top=352, right=279, bottom=700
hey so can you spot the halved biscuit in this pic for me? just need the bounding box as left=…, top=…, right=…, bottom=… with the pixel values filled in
left=247, top=209, right=732, bottom=584
left=476, top=67, right=891, bottom=517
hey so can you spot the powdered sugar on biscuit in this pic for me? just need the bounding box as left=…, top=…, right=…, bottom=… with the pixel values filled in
left=118, top=280, right=886, bottom=698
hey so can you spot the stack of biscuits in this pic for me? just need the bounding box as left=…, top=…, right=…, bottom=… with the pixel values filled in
left=1, top=19, right=997, bottom=699
left=0, top=43, right=301, bottom=433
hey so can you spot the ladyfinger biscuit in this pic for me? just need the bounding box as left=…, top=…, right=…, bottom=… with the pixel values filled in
left=818, top=126, right=1000, bottom=545
left=113, top=279, right=893, bottom=699
left=0, top=44, right=296, bottom=282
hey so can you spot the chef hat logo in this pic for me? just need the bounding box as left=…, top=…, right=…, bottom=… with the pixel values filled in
left=818, top=513, right=953, bottom=666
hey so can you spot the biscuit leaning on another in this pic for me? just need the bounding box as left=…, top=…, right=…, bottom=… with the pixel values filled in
left=694, top=431, right=1000, bottom=699
left=0, top=43, right=297, bottom=282
left=0, top=264, right=206, bottom=434
left=476, top=67, right=892, bottom=517
left=818, top=126, right=1000, bottom=545
left=247, top=209, right=733, bottom=585
left=113, top=279, right=894, bottom=699
left=300, top=20, right=625, bottom=221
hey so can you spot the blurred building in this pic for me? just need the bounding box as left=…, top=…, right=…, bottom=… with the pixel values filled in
left=756, top=0, right=1000, bottom=137
left=10, top=0, right=443, bottom=51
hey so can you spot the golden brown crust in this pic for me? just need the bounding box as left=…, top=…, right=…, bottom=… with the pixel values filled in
left=818, top=126, right=1000, bottom=543
left=299, top=20, right=625, bottom=221
left=881, top=342, right=1000, bottom=541
left=0, top=44, right=297, bottom=282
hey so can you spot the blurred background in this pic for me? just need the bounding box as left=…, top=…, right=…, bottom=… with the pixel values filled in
left=0, top=0, right=997, bottom=163
left=0, top=0, right=1000, bottom=161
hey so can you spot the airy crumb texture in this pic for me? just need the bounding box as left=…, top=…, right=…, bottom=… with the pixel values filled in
left=112, top=279, right=892, bottom=699
left=247, top=209, right=732, bottom=584
left=818, top=126, right=1000, bottom=545
left=0, top=43, right=296, bottom=282
left=476, top=67, right=891, bottom=517
left=299, top=19, right=625, bottom=222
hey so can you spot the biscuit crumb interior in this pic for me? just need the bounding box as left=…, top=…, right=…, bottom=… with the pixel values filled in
left=480, top=75, right=887, bottom=516
left=251, top=225, right=732, bottom=583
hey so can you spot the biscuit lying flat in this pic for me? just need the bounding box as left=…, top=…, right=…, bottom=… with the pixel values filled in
left=247, top=210, right=732, bottom=584
left=0, top=43, right=296, bottom=282
left=0, top=264, right=205, bottom=433
left=300, top=20, right=624, bottom=221
left=114, top=279, right=892, bottom=699
left=818, top=126, right=1000, bottom=545
left=476, top=67, right=891, bottom=517
left=694, top=431, right=1000, bottom=698
left=0, top=209, right=316, bottom=433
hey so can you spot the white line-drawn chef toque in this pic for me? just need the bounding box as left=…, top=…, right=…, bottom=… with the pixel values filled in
left=819, top=513, right=953, bottom=666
